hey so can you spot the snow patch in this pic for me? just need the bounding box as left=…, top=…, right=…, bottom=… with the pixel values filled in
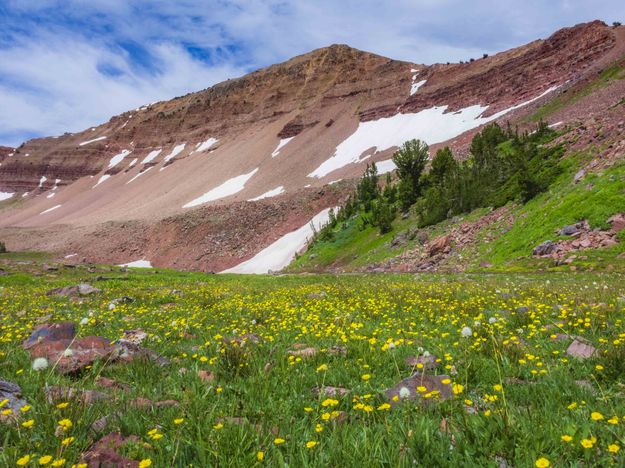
left=93, top=174, right=111, bottom=188
left=40, top=204, right=61, bottom=215
left=163, top=143, right=186, bottom=163
left=141, top=149, right=162, bottom=164
left=193, top=138, right=218, bottom=153
left=221, top=207, right=336, bottom=274
left=128, top=158, right=138, bottom=167
left=119, top=260, right=153, bottom=268
left=0, top=191, right=15, bottom=201
left=79, top=136, right=107, bottom=146
left=126, top=167, right=152, bottom=184
left=410, top=79, right=427, bottom=96
left=183, top=168, right=258, bottom=208
left=308, top=87, right=559, bottom=178
left=64, top=253, right=77, bottom=259
left=376, top=159, right=397, bottom=174
left=248, top=186, right=285, bottom=201
left=271, top=137, right=294, bottom=157
left=38, top=176, right=47, bottom=188
left=108, top=149, right=132, bottom=169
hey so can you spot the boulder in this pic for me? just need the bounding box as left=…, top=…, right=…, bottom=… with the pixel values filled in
left=566, top=337, right=598, bottom=359
left=46, top=283, right=101, bottom=297
left=532, top=240, right=556, bottom=256
left=29, top=336, right=115, bottom=375
left=405, top=354, right=439, bottom=371
left=23, top=321, right=76, bottom=349
left=0, top=379, right=28, bottom=419
left=427, top=235, right=452, bottom=257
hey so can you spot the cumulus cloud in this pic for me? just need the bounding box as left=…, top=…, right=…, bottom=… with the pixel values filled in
left=0, top=0, right=623, bottom=146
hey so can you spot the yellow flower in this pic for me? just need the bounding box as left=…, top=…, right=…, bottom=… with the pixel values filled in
left=452, top=384, right=464, bottom=395
left=257, top=451, right=264, bottom=461
left=321, top=399, right=338, bottom=407
left=377, top=403, right=391, bottom=411
left=608, top=416, right=619, bottom=425
left=57, top=419, right=72, bottom=431
left=595, top=365, right=603, bottom=371
left=441, top=378, right=451, bottom=385
left=17, top=455, right=31, bottom=466
left=147, top=428, right=159, bottom=436
left=416, top=386, right=427, bottom=393
left=493, top=384, right=503, bottom=392
left=213, top=423, right=223, bottom=430
left=304, top=407, right=313, bottom=412
left=315, top=424, right=324, bottom=433
left=39, top=456, right=53, bottom=465
left=216, top=387, right=223, bottom=393
left=561, top=435, right=573, bottom=442
left=306, top=441, right=317, bottom=449
left=174, top=418, right=184, bottom=425
left=139, top=459, right=152, bottom=468
left=361, top=374, right=371, bottom=381
left=316, top=364, right=328, bottom=372
left=535, top=457, right=550, bottom=468
left=274, top=438, right=285, bottom=445
left=20, top=404, right=31, bottom=413
left=608, top=444, right=620, bottom=454
left=591, top=412, right=604, bottom=421
left=56, top=402, right=69, bottom=409
left=581, top=437, right=595, bottom=449
left=61, top=437, right=75, bottom=446
left=151, top=433, right=163, bottom=440
left=0, top=398, right=9, bottom=408
left=51, top=459, right=66, bottom=467
left=567, top=402, right=577, bottom=410
left=21, top=419, right=35, bottom=428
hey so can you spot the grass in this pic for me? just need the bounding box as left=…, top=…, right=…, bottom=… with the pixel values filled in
left=1, top=260, right=625, bottom=467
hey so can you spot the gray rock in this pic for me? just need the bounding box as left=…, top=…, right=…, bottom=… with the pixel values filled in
left=532, top=240, right=556, bottom=256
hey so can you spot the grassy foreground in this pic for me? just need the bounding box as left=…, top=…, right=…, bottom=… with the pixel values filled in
left=1, top=264, right=625, bottom=467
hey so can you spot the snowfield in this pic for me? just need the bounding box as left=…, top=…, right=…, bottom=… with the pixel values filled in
left=410, top=79, right=427, bottom=95
left=308, top=87, right=559, bottom=178
left=248, top=186, right=285, bottom=201
left=221, top=207, right=336, bottom=274
left=79, top=136, right=107, bottom=146
left=0, top=191, right=15, bottom=201
left=271, top=137, right=295, bottom=157
left=183, top=168, right=259, bottom=208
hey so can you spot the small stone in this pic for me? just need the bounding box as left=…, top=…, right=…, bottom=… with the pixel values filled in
left=566, top=338, right=597, bottom=359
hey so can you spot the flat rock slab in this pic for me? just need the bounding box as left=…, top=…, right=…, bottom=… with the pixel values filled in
left=81, top=432, right=140, bottom=467
left=30, top=336, right=115, bottom=375
left=566, top=338, right=598, bottom=359
left=385, top=374, right=452, bottom=406
left=47, top=283, right=101, bottom=297
left=23, top=322, right=76, bottom=349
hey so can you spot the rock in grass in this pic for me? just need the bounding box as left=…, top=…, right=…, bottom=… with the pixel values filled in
left=566, top=338, right=598, bottom=359
left=385, top=374, right=452, bottom=406
left=532, top=240, right=556, bottom=256
left=23, top=321, right=76, bottom=349
left=0, top=379, right=29, bottom=421
left=81, top=432, right=140, bottom=467
left=46, top=283, right=101, bottom=297
left=45, top=386, right=109, bottom=405
left=29, top=336, right=115, bottom=375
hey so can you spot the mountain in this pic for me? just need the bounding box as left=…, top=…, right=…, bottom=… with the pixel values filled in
left=0, top=20, right=623, bottom=272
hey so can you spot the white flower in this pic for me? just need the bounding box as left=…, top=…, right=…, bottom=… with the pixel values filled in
left=488, top=317, right=497, bottom=324
left=108, top=303, right=116, bottom=310
left=251, top=319, right=257, bottom=325
left=79, top=317, right=89, bottom=326
left=422, top=350, right=430, bottom=357
left=399, top=387, right=411, bottom=399
left=461, top=326, right=473, bottom=338
left=388, top=342, right=396, bottom=350
left=473, top=320, right=481, bottom=328
left=32, top=357, right=49, bottom=371
left=62, top=348, right=74, bottom=357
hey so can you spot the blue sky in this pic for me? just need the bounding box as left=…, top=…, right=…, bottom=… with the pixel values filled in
left=0, top=0, right=623, bottom=147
